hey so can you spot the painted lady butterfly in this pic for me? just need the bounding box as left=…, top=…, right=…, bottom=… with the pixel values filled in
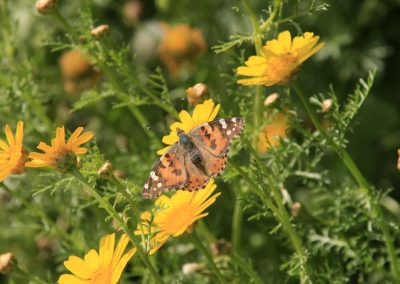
left=143, top=117, right=245, bottom=199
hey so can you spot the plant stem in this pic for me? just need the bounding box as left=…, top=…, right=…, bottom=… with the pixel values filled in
left=13, top=266, right=49, bottom=284
left=231, top=253, right=264, bottom=284
left=232, top=197, right=243, bottom=254
left=241, top=0, right=262, bottom=54
left=190, top=230, right=225, bottom=284
left=292, top=82, right=400, bottom=282
left=71, top=169, right=165, bottom=284
left=228, top=158, right=310, bottom=282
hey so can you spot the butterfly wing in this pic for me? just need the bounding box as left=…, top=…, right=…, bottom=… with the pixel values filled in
left=143, top=144, right=187, bottom=199
left=189, top=117, right=244, bottom=177
left=189, top=118, right=245, bottom=157
left=183, top=154, right=211, bottom=191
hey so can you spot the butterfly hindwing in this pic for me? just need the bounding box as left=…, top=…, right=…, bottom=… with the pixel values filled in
left=183, top=155, right=210, bottom=192
left=143, top=144, right=187, bottom=199
left=189, top=118, right=245, bottom=156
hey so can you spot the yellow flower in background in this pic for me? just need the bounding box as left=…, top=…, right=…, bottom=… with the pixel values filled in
left=136, top=180, right=220, bottom=255
left=0, top=121, right=27, bottom=182
left=258, top=111, right=289, bottom=152
left=159, top=23, right=206, bottom=76
left=26, top=126, right=94, bottom=172
left=59, top=233, right=135, bottom=284
left=237, top=31, right=324, bottom=86
left=157, top=99, right=220, bottom=155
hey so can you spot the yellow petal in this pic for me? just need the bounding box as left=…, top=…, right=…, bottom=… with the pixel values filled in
left=298, top=42, right=325, bottom=64
left=5, top=125, right=15, bottom=146
left=236, top=65, right=267, bottom=76
left=111, top=248, right=136, bottom=283
left=99, top=233, right=115, bottom=267
left=277, top=30, right=292, bottom=52
left=157, top=146, right=171, bottom=155
left=15, top=121, right=24, bottom=144
left=58, top=274, right=89, bottom=284
left=178, top=110, right=194, bottom=130
left=237, top=76, right=274, bottom=86
left=111, top=234, right=130, bottom=268
left=63, top=256, right=93, bottom=279
left=83, top=249, right=100, bottom=272
left=244, top=56, right=268, bottom=66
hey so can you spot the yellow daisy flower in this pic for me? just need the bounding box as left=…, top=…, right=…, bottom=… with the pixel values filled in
left=59, top=233, right=136, bottom=284
left=25, top=126, right=94, bottom=172
left=136, top=180, right=220, bottom=255
left=0, top=121, right=27, bottom=182
left=157, top=99, right=220, bottom=155
left=237, top=30, right=324, bottom=86
left=258, top=111, right=289, bottom=152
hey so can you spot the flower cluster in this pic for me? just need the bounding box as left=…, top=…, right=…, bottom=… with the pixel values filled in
left=0, top=123, right=93, bottom=180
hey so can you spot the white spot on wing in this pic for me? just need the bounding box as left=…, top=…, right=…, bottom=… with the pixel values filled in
left=232, top=118, right=237, bottom=122
left=227, top=130, right=232, bottom=135
left=150, top=171, right=159, bottom=181
left=144, top=184, right=149, bottom=189
left=157, top=182, right=162, bottom=188
left=219, top=119, right=227, bottom=129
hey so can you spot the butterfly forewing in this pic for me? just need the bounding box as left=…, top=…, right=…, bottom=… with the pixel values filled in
left=189, top=117, right=245, bottom=156
left=143, top=144, right=187, bottom=199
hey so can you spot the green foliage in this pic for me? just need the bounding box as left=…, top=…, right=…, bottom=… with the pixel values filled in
left=1, top=0, right=399, bottom=284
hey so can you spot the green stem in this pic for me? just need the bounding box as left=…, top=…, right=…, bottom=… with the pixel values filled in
left=259, top=0, right=282, bottom=33
left=232, top=198, right=243, bottom=253
left=241, top=0, right=262, bottom=54
left=231, top=253, right=264, bottom=284
left=0, top=183, right=82, bottom=251
left=228, top=158, right=310, bottom=282
left=190, top=230, right=225, bottom=284
left=71, top=169, right=165, bottom=284
left=12, top=266, right=50, bottom=284
left=292, top=82, right=400, bottom=282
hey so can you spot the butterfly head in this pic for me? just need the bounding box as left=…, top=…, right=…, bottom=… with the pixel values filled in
left=177, top=128, right=190, bottom=145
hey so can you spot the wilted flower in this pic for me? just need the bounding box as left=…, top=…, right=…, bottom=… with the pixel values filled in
left=59, top=234, right=135, bottom=284
left=237, top=31, right=324, bottom=86
left=159, top=24, right=206, bottom=76
left=182, top=262, right=204, bottom=275
left=291, top=202, right=301, bottom=217
left=98, top=161, right=114, bottom=179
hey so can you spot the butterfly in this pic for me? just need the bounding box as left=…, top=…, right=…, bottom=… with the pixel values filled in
left=143, top=117, right=245, bottom=199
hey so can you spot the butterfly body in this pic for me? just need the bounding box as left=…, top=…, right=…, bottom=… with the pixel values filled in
left=143, top=117, right=245, bottom=199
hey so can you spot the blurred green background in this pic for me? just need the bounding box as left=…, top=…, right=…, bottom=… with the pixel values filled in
left=1, top=0, right=400, bottom=283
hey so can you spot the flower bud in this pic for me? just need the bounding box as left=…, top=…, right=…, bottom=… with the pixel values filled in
left=321, top=99, right=333, bottom=113
left=186, top=83, right=208, bottom=106
left=98, top=161, right=114, bottom=179
left=210, top=239, right=231, bottom=256
left=91, top=25, right=109, bottom=38
left=182, top=262, right=203, bottom=275
left=264, top=93, right=279, bottom=107
left=123, top=0, right=143, bottom=25
left=0, top=252, right=15, bottom=274
left=291, top=202, right=301, bottom=217
left=35, top=0, right=56, bottom=14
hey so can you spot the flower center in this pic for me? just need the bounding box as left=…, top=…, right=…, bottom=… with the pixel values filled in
left=54, top=150, right=77, bottom=172
left=10, top=149, right=28, bottom=175
left=90, top=266, right=113, bottom=284
left=161, top=204, right=194, bottom=234
left=265, top=54, right=298, bottom=84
